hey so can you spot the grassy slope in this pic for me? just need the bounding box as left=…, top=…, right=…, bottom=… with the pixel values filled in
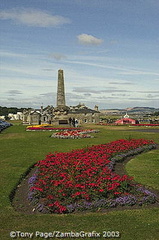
left=0, top=124, right=159, bottom=240
left=126, top=150, right=159, bottom=190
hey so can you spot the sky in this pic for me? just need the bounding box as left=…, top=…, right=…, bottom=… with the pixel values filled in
left=0, top=0, right=159, bottom=110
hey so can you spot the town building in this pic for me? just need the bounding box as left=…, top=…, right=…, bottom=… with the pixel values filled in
left=8, top=112, right=23, bottom=121
left=23, top=69, right=100, bottom=125
left=115, top=113, right=138, bottom=125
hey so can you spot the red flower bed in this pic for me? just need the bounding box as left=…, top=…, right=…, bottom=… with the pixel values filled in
left=26, top=127, right=79, bottom=131
left=51, top=129, right=99, bottom=139
left=97, top=123, right=159, bottom=126
left=28, top=139, right=156, bottom=213
left=26, top=127, right=99, bottom=139
left=132, top=124, right=159, bottom=126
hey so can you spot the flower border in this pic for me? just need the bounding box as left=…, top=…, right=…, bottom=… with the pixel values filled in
left=28, top=139, right=157, bottom=214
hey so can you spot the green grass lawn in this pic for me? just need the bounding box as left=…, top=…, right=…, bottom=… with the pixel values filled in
left=0, top=124, right=159, bottom=240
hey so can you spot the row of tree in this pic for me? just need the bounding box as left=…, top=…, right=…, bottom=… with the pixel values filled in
left=0, top=106, right=28, bottom=118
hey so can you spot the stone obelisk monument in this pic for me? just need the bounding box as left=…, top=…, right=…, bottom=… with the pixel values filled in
left=57, top=69, right=66, bottom=107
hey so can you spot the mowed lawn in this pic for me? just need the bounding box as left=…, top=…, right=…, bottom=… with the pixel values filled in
left=0, top=123, right=159, bottom=240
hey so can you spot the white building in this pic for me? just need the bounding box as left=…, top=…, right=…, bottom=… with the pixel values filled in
left=8, top=112, right=23, bottom=120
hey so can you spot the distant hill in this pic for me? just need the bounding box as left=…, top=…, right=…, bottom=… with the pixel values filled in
left=100, top=107, right=159, bottom=115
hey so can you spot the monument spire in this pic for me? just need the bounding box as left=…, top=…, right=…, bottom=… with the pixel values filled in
left=57, top=69, right=66, bottom=107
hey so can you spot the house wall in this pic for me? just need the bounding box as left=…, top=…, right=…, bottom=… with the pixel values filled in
left=22, top=110, right=100, bottom=125
left=67, top=113, right=100, bottom=124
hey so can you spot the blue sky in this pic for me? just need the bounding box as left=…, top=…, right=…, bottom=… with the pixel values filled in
left=0, top=0, right=159, bottom=109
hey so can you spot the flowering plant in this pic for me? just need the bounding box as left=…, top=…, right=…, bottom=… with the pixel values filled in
left=97, top=123, right=159, bottom=126
left=132, top=124, right=159, bottom=126
left=26, top=126, right=99, bottom=139
left=26, top=127, right=79, bottom=131
left=51, top=129, right=99, bottom=139
left=27, top=124, right=52, bottom=128
left=28, top=139, right=157, bottom=213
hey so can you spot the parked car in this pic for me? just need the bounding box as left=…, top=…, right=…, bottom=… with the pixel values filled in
left=0, top=120, right=12, bottom=132
left=0, top=125, right=3, bottom=132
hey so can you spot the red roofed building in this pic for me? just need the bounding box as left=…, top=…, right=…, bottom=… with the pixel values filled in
left=115, top=113, right=137, bottom=125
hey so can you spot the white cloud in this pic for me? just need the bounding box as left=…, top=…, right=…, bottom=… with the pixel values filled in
left=49, top=53, right=67, bottom=60
left=73, top=87, right=132, bottom=94
left=77, top=34, right=103, bottom=45
left=65, top=59, right=159, bottom=76
left=0, top=50, right=28, bottom=58
left=6, top=90, right=23, bottom=96
left=120, top=70, right=159, bottom=76
left=109, top=81, right=133, bottom=85
left=137, top=90, right=159, bottom=93
left=0, top=8, right=71, bottom=27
